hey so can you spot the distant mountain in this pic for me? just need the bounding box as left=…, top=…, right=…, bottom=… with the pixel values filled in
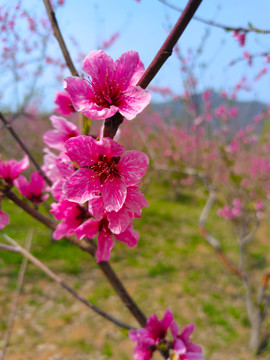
left=151, top=92, right=267, bottom=132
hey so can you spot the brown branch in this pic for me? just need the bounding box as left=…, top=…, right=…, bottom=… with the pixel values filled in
left=257, top=269, right=270, bottom=307
left=2, top=234, right=133, bottom=331
left=0, top=112, right=52, bottom=187
left=138, top=0, right=202, bottom=89
left=158, top=0, right=270, bottom=34
left=42, top=0, right=78, bottom=76
left=5, top=189, right=147, bottom=327
left=103, top=0, right=202, bottom=139
left=5, top=189, right=55, bottom=230
left=229, top=52, right=269, bottom=66
left=0, top=230, right=32, bottom=360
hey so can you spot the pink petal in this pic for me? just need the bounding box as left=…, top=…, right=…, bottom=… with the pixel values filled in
left=8, top=155, right=29, bottom=180
left=185, top=353, right=204, bottom=360
left=107, top=207, right=131, bottom=234
left=53, top=220, right=78, bottom=239
left=14, top=175, right=31, bottom=198
left=173, top=338, right=187, bottom=355
left=101, top=137, right=125, bottom=158
left=50, top=115, right=79, bottom=135
left=54, top=91, right=75, bottom=116
left=160, top=309, right=174, bottom=332
left=102, top=176, right=127, bottom=212
left=82, top=50, right=115, bottom=85
left=84, top=106, right=119, bottom=121
left=88, top=196, right=104, bottom=221
left=75, top=218, right=99, bottom=240
left=30, top=171, right=45, bottom=196
left=63, top=168, right=100, bottom=203
left=114, top=225, right=139, bottom=247
left=180, top=324, right=195, bottom=340
left=118, top=150, right=149, bottom=186
left=64, top=76, right=95, bottom=112
left=115, top=50, right=145, bottom=87
left=65, top=135, right=100, bottom=166
left=96, top=229, right=115, bottom=262
left=118, top=86, right=151, bottom=120
left=0, top=210, right=9, bottom=229
left=125, top=186, right=148, bottom=216
left=43, top=130, right=67, bottom=150
left=170, top=320, right=180, bottom=339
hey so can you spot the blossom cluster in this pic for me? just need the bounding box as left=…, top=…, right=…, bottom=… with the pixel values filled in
left=43, top=117, right=149, bottom=261
left=42, top=50, right=151, bottom=262
left=0, top=154, right=48, bottom=228
left=129, top=309, right=204, bottom=360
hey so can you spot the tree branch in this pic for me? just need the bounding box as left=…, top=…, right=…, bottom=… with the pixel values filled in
left=42, top=0, right=79, bottom=76
left=158, top=0, right=270, bottom=34
left=103, top=0, right=202, bottom=139
left=5, top=189, right=147, bottom=327
left=2, top=234, right=134, bottom=331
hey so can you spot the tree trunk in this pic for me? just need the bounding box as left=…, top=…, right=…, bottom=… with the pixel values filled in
left=249, top=311, right=262, bottom=352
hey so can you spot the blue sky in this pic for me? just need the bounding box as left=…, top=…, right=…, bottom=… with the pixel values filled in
left=1, top=0, right=270, bottom=110
left=58, top=0, right=270, bottom=103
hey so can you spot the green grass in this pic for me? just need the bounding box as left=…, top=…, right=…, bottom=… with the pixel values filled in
left=1, top=184, right=270, bottom=359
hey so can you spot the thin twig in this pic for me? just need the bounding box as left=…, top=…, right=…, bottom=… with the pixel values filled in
left=0, top=229, right=33, bottom=360
left=0, top=243, right=20, bottom=253
left=0, top=112, right=52, bottom=187
left=42, top=0, right=78, bottom=77
left=5, top=189, right=147, bottom=327
left=2, top=234, right=134, bottom=330
left=103, top=0, right=202, bottom=139
left=158, top=0, right=270, bottom=34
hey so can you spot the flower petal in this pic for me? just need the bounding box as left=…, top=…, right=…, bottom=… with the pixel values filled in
left=107, top=207, right=131, bottom=234
left=118, top=150, right=149, bottom=186
left=118, top=86, right=151, bottom=120
left=76, top=218, right=99, bottom=240
left=115, top=50, right=145, bottom=87
left=65, top=135, right=100, bottom=166
left=96, top=229, right=115, bottom=262
left=63, top=168, right=100, bottom=203
left=64, top=76, right=94, bottom=112
left=82, top=50, right=115, bottom=81
left=102, top=176, right=127, bottom=212
left=114, top=225, right=139, bottom=247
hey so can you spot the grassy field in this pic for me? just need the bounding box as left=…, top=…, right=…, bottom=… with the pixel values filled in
left=1, top=183, right=270, bottom=360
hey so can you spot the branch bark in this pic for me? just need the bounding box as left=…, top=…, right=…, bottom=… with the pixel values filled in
left=103, top=0, right=202, bottom=139
left=42, top=0, right=78, bottom=76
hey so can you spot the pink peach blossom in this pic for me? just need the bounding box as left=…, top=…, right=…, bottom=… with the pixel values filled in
left=63, top=135, right=149, bottom=212
left=76, top=216, right=139, bottom=262
left=0, top=155, right=29, bottom=186
left=14, top=171, right=49, bottom=205
left=54, top=91, right=75, bottom=116
left=43, top=115, right=80, bottom=151
left=169, top=322, right=204, bottom=360
left=64, top=50, right=151, bottom=120
left=129, top=309, right=174, bottom=360
left=50, top=200, right=90, bottom=239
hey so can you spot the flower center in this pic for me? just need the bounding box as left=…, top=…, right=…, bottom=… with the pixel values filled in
left=90, top=155, right=121, bottom=184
